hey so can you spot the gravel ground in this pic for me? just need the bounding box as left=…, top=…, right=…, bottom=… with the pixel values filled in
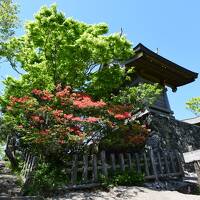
left=47, top=186, right=200, bottom=200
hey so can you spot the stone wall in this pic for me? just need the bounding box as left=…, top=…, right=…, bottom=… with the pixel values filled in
left=145, top=113, right=200, bottom=153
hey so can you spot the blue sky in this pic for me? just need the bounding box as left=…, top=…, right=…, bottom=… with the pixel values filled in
left=1, top=0, right=199, bottom=120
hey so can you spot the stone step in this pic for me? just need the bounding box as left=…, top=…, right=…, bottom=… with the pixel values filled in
left=0, top=196, right=44, bottom=200
left=0, top=161, right=44, bottom=199
left=0, top=168, right=22, bottom=197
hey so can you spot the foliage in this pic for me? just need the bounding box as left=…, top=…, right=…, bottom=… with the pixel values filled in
left=0, top=0, right=20, bottom=72
left=0, top=0, right=19, bottom=41
left=0, top=5, right=164, bottom=196
left=99, top=169, right=144, bottom=188
left=186, top=97, right=200, bottom=116
left=99, top=123, right=149, bottom=152
left=23, top=162, right=68, bottom=195
left=0, top=5, right=162, bottom=191
left=111, top=83, right=162, bottom=110
left=2, top=4, right=133, bottom=98
left=0, top=6, right=162, bottom=149
left=1, top=5, right=161, bottom=103
left=2, top=85, right=148, bottom=161
left=0, top=142, right=5, bottom=160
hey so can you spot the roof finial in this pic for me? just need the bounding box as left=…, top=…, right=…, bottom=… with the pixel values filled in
left=120, top=27, right=123, bottom=37
left=156, top=48, right=159, bottom=54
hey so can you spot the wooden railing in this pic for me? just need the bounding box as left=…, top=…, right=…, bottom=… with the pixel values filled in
left=64, top=148, right=184, bottom=187
left=21, top=151, right=37, bottom=183
left=19, top=148, right=184, bottom=188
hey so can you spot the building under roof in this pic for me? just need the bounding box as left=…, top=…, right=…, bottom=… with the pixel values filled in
left=125, top=43, right=198, bottom=115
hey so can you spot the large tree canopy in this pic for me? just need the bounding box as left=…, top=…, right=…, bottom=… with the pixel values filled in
left=0, top=5, right=162, bottom=144
left=1, top=5, right=161, bottom=103
left=2, top=5, right=134, bottom=98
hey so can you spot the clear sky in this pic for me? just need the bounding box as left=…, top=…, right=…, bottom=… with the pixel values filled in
left=1, top=0, right=199, bottom=120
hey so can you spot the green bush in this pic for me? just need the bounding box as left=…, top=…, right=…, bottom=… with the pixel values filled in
left=23, top=162, right=69, bottom=195
left=99, top=169, right=144, bottom=188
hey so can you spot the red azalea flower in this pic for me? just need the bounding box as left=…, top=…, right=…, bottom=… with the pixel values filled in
left=85, top=117, right=100, bottom=123
left=18, top=125, right=23, bottom=129
left=32, top=89, right=42, bottom=96
left=52, top=110, right=63, bottom=117
left=10, top=96, right=30, bottom=104
left=40, top=129, right=49, bottom=135
left=63, top=114, right=73, bottom=119
left=41, top=90, right=53, bottom=101
left=71, top=117, right=83, bottom=122
left=56, top=86, right=71, bottom=98
left=73, top=98, right=106, bottom=108
left=31, top=115, right=41, bottom=122
left=58, top=139, right=65, bottom=144
left=114, top=112, right=131, bottom=120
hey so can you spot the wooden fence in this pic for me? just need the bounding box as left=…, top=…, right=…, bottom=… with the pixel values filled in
left=21, top=151, right=37, bottom=183
left=20, top=148, right=184, bottom=187
left=64, top=148, right=183, bottom=186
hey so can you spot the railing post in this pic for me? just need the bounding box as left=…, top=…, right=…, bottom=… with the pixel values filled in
left=149, top=148, right=158, bottom=181
left=101, top=151, right=108, bottom=177
left=135, top=153, right=141, bottom=173
left=175, top=150, right=184, bottom=176
left=119, top=153, right=125, bottom=171
left=170, top=151, right=176, bottom=173
left=92, top=154, right=98, bottom=182
left=143, top=151, right=150, bottom=176
left=82, top=154, right=88, bottom=183
left=164, top=150, right=170, bottom=174
left=71, top=154, right=78, bottom=185
left=126, top=153, right=132, bottom=170
left=157, top=151, right=163, bottom=175
left=110, top=153, right=116, bottom=172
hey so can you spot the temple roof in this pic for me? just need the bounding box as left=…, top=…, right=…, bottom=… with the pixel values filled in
left=125, top=43, right=198, bottom=91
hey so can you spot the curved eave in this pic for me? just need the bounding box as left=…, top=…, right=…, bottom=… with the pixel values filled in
left=125, top=43, right=198, bottom=89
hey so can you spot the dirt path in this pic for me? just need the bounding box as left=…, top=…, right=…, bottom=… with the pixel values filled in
left=47, top=186, right=200, bottom=200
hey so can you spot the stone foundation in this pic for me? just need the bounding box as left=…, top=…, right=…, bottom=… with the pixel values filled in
left=145, top=113, right=200, bottom=153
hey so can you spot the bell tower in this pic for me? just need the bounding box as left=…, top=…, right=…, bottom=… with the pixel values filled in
left=125, top=43, right=198, bottom=115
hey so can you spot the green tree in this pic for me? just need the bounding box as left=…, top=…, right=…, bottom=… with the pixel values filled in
left=1, top=5, right=161, bottom=100
left=0, top=0, right=19, bottom=41
left=0, top=5, right=162, bottom=191
left=186, top=97, right=200, bottom=116
left=0, top=5, right=162, bottom=142
left=0, top=0, right=19, bottom=72
left=2, top=4, right=133, bottom=97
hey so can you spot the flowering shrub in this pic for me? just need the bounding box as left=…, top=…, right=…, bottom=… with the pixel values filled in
left=4, top=84, right=149, bottom=160
left=99, top=123, right=149, bottom=152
